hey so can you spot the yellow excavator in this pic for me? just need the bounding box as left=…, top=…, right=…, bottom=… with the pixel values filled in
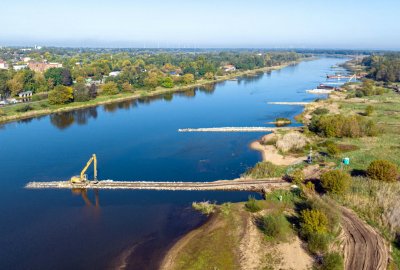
left=70, top=154, right=97, bottom=184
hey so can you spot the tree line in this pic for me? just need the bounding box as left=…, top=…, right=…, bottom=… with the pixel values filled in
left=362, top=53, right=400, bottom=82
left=0, top=49, right=305, bottom=104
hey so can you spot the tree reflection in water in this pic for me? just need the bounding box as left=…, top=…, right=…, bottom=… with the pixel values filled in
left=50, top=107, right=98, bottom=130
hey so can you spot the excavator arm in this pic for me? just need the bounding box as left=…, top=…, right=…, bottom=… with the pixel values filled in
left=80, top=154, right=97, bottom=180
left=70, top=154, right=97, bottom=183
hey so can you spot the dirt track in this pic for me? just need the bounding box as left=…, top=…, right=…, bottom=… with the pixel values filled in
left=340, top=207, right=389, bottom=270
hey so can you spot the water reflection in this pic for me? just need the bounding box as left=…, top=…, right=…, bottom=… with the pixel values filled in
left=237, top=72, right=264, bottom=85
left=50, top=107, right=98, bottom=130
left=72, top=188, right=100, bottom=208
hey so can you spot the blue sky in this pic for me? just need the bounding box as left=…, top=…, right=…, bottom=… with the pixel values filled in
left=1, top=0, right=399, bottom=49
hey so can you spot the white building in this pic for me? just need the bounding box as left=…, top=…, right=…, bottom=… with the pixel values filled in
left=18, top=91, right=33, bottom=98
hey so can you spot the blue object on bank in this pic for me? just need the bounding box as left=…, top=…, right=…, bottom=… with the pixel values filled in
left=343, top=157, right=350, bottom=165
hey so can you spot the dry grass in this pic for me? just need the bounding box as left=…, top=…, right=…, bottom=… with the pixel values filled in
left=276, top=132, right=307, bottom=153
left=337, top=177, right=400, bottom=238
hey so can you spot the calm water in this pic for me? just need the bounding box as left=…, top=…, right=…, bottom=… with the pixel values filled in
left=0, top=57, right=348, bottom=270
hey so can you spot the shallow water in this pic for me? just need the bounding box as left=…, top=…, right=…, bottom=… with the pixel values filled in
left=0, top=57, right=348, bottom=269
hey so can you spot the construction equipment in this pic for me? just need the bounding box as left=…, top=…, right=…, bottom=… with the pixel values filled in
left=70, top=154, right=97, bottom=183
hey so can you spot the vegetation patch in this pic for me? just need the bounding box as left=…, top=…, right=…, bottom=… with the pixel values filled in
left=244, top=161, right=286, bottom=178
left=259, top=212, right=292, bottom=242
left=192, top=201, right=216, bottom=215
left=274, top=117, right=291, bottom=127
left=366, top=159, right=399, bottom=182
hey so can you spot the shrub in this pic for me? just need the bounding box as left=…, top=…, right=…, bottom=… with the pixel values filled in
left=307, top=232, right=330, bottom=254
left=300, top=209, right=329, bottom=235
left=321, top=252, right=344, bottom=270
left=310, top=114, right=377, bottom=138
left=31, top=92, right=48, bottom=101
left=192, top=201, right=216, bottom=215
left=276, top=132, right=307, bottom=153
left=320, top=170, right=351, bottom=195
left=161, top=77, right=174, bottom=88
left=260, top=136, right=277, bottom=146
left=15, top=105, right=34, bottom=112
left=290, top=169, right=305, bottom=185
left=326, top=143, right=341, bottom=157
left=313, top=107, right=329, bottom=115
left=365, top=105, right=374, bottom=116
left=275, top=117, right=291, bottom=127
left=261, top=213, right=291, bottom=241
left=244, top=161, right=286, bottom=178
left=245, top=196, right=262, bottom=212
left=367, top=160, right=399, bottom=182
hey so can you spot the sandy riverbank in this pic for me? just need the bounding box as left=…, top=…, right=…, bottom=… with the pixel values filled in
left=250, top=133, right=306, bottom=166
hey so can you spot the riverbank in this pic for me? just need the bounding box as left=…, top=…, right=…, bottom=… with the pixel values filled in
left=0, top=60, right=302, bottom=125
left=160, top=200, right=313, bottom=270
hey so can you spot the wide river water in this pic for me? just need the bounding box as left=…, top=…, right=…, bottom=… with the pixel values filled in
left=0, top=57, right=348, bottom=269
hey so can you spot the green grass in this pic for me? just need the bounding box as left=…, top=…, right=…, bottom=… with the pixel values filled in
left=321, top=92, right=400, bottom=170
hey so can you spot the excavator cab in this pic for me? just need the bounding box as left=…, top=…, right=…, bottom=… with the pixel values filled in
left=70, top=154, right=97, bottom=184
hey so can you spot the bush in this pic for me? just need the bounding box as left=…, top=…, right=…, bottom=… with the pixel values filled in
left=307, top=232, right=330, bottom=254
left=300, top=209, right=329, bottom=235
left=290, top=169, right=305, bottom=185
left=365, top=105, right=374, bottom=116
left=161, top=77, right=174, bottom=88
left=15, top=105, right=34, bottom=112
left=275, top=117, right=291, bottom=127
left=244, top=161, right=286, bottom=178
left=245, top=196, right=262, bottom=212
left=310, top=114, right=378, bottom=138
left=367, top=160, right=399, bottom=182
left=192, top=201, right=216, bottom=215
left=261, top=213, right=291, bottom=241
left=31, top=92, right=48, bottom=101
left=313, top=107, right=329, bottom=115
left=326, top=142, right=341, bottom=157
left=320, top=170, right=351, bottom=195
left=321, top=252, right=344, bottom=270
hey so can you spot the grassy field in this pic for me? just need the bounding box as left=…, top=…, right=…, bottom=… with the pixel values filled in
left=333, top=92, right=400, bottom=170
left=306, top=89, right=400, bottom=267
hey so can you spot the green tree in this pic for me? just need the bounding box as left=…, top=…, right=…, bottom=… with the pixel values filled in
left=73, top=83, right=90, bottom=102
left=48, top=85, right=73, bottom=105
left=101, top=81, right=119, bottom=95
left=121, top=82, right=133, bottom=92
left=44, top=68, right=72, bottom=86
left=161, top=77, right=174, bottom=88
left=320, top=170, right=351, bottom=195
left=7, top=76, right=23, bottom=96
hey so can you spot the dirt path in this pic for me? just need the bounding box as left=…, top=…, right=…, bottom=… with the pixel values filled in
left=340, top=207, right=389, bottom=270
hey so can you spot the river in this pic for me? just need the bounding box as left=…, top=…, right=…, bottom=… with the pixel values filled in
left=0, top=57, right=348, bottom=270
